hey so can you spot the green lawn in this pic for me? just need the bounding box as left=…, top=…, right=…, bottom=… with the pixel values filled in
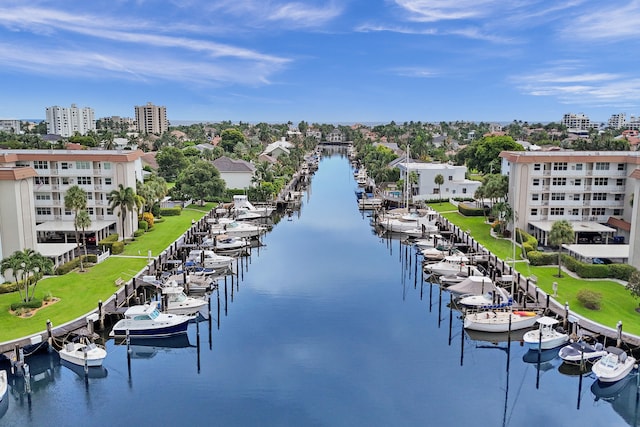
left=428, top=203, right=640, bottom=335
left=0, top=203, right=214, bottom=343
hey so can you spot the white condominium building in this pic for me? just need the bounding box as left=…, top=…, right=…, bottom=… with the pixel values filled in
left=561, top=113, right=598, bottom=132
left=0, top=149, right=145, bottom=266
left=45, top=104, right=96, bottom=137
left=396, top=161, right=481, bottom=202
left=500, top=150, right=640, bottom=268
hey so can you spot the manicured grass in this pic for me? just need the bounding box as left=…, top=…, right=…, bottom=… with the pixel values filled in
left=0, top=204, right=213, bottom=343
left=433, top=207, right=640, bottom=335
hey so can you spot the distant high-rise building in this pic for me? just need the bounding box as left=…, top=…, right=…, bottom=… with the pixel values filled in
left=561, top=113, right=598, bottom=132
left=45, top=104, right=96, bottom=137
left=134, top=102, right=168, bottom=135
left=608, top=113, right=627, bottom=129
left=0, top=119, right=21, bottom=133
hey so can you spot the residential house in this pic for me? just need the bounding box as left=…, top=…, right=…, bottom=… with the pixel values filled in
left=212, top=156, right=256, bottom=190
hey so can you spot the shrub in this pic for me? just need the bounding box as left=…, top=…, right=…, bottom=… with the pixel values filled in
left=54, top=255, right=95, bottom=275
left=154, top=218, right=165, bottom=224
left=98, top=233, right=120, bottom=252
left=576, top=289, right=602, bottom=310
left=141, top=212, right=154, bottom=228
left=526, top=250, right=557, bottom=266
left=10, top=298, right=43, bottom=311
left=111, top=241, right=125, bottom=254
left=0, top=282, right=19, bottom=294
left=134, top=229, right=145, bottom=237
left=457, top=203, right=486, bottom=217
left=160, top=207, right=182, bottom=216
left=138, top=220, right=148, bottom=231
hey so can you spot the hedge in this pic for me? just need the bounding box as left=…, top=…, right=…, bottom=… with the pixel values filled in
left=55, top=254, right=97, bottom=275
left=134, top=229, right=145, bottom=237
left=160, top=207, right=182, bottom=216
left=458, top=203, right=487, bottom=217
left=526, top=251, right=636, bottom=281
left=138, top=220, right=149, bottom=231
left=0, top=282, right=19, bottom=294
left=10, top=299, right=43, bottom=311
left=111, top=241, right=125, bottom=254
left=98, top=233, right=120, bottom=252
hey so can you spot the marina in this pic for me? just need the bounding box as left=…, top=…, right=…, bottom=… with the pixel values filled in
left=0, top=152, right=639, bottom=426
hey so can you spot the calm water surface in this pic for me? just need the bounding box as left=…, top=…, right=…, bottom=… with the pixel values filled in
left=1, top=154, right=638, bottom=427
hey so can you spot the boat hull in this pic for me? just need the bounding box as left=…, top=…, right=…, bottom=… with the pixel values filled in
left=463, top=311, right=540, bottom=332
left=523, top=332, right=569, bottom=350
left=592, top=356, right=637, bottom=383
left=110, top=318, right=190, bottom=338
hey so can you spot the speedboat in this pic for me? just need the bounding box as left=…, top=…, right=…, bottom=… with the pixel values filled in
left=457, top=287, right=512, bottom=309
left=463, top=309, right=540, bottom=333
left=208, top=218, right=267, bottom=239
left=558, top=340, right=608, bottom=364
left=212, top=234, right=251, bottom=254
left=161, top=284, right=208, bottom=316
left=0, top=370, right=7, bottom=403
left=58, top=336, right=107, bottom=367
left=424, top=254, right=470, bottom=276
left=187, top=249, right=234, bottom=270
left=378, top=209, right=438, bottom=233
left=523, top=316, right=570, bottom=350
left=591, top=346, right=637, bottom=383
left=109, top=303, right=191, bottom=338
left=231, top=195, right=275, bottom=220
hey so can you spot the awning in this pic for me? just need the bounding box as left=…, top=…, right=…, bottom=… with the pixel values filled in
left=606, top=217, right=631, bottom=232
left=529, top=221, right=616, bottom=233
left=35, top=220, right=115, bottom=233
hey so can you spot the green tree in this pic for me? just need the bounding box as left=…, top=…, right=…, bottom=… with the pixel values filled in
left=220, top=128, right=246, bottom=152
left=108, top=184, right=136, bottom=239
left=175, top=160, right=226, bottom=205
left=75, top=209, right=91, bottom=271
left=1, top=249, right=53, bottom=302
left=455, top=135, right=524, bottom=174
left=434, top=173, right=444, bottom=203
left=549, top=220, right=575, bottom=278
left=628, top=270, right=640, bottom=311
left=156, top=146, right=189, bottom=181
left=64, top=185, right=87, bottom=263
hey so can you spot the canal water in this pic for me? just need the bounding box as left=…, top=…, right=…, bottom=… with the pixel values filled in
left=1, top=153, right=638, bottom=427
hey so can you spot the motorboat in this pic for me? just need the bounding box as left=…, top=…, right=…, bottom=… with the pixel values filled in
left=523, top=316, right=570, bottom=350
left=58, top=336, right=107, bottom=367
left=591, top=346, right=637, bottom=383
left=187, top=249, right=234, bottom=271
left=457, top=286, right=512, bottom=309
left=231, top=195, right=275, bottom=220
left=208, top=218, right=267, bottom=239
left=463, top=309, right=541, bottom=333
left=0, top=370, right=7, bottom=403
left=379, top=210, right=439, bottom=234
left=447, top=275, right=497, bottom=296
left=422, top=244, right=457, bottom=261
left=358, top=194, right=383, bottom=210
left=211, top=234, right=251, bottom=254
left=109, top=302, right=191, bottom=338
left=161, top=284, right=208, bottom=316
left=424, top=254, right=470, bottom=276
left=558, top=340, right=608, bottom=364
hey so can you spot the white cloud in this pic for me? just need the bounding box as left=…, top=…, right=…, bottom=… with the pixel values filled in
left=391, top=67, right=438, bottom=78
left=563, top=0, right=640, bottom=41
left=393, top=0, right=500, bottom=22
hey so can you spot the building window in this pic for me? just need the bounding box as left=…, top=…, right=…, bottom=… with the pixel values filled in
left=87, top=193, right=93, bottom=200
left=552, top=177, right=566, bottom=185
left=64, top=209, right=72, bottom=216
left=33, top=161, right=48, bottom=170
left=76, top=161, right=90, bottom=170
left=570, top=209, right=579, bottom=215
left=107, top=208, right=113, bottom=215
left=615, top=194, right=623, bottom=201
left=595, top=162, right=610, bottom=170
left=551, top=193, right=565, bottom=201
left=61, top=162, right=71, bottom=170
left=614, top=209, right=623, bottom=215
left=573, top=194, right=580, bottom=201
left=532, top=179, right=540, bottom=186
left=105, top=178, right=112, bottom=185
left=34, top=176, right=50, bottom=185
left=574, top=179, right=581, bottom=186
left=575, top=164, right=583, bottom=171
left=594, top=177, right=608, bottom=186
left=462, top=188, right=467, bottom=194
left=592, top=193, right=607, bottom=201
left=448, top=176, right=452, bottom=181
left=618, top=163, right=626, bottom=171
left=35, top=193, right=51, bottom=200
left=591, top=208, right=605, bottom=216
left=62, top=177, right=72, bottom=185
left=36, top=207, right=51, bottom=215
left=103, top=162, right=112, bottom=170
left=616, top=178, right=624, bottom=186
left=553, top=162, right=568, bottom=171
left=534, top=164, right=541, bottom=171
left=87, top=208, right=94, bottom=215
left=77, top=176, right=92, bottom=185
left=550, top=208, right=564, bottom=215
left=530, top=209, right=538, bottom=216
left=532, top=194, right=539, bottom=201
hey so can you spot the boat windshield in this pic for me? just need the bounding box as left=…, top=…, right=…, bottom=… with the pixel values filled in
left=600, top=354, right=618, bottom=369
left=149, top=308, right=160, bottom=319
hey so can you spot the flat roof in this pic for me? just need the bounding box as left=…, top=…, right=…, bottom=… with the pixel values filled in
left=563, top=244, right=629, bottom=260
left=529, top=221, right=616, bottom=233
left=36, top=243, right=78, bottom=257
left=35, top=220, right=115, bottom=233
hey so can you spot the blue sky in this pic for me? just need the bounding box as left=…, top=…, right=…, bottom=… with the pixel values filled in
left=2, top=0, right=640, bottom=125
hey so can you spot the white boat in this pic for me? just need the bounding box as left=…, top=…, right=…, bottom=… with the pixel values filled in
left=58, top=336, right=107, bottom=367
left=358, top=196, right=383, bottom=209
left=591, top=346, right=637, bottom=383
left=212, top=234, right=251, bottom=254
left=558, top=340, right=608, bottom=364
left=424, top=254, right=470, bottom=276
left=379, top=210, right=439, bottom=234
left=0, top=370, right=7, bottom=403
left=523, top=316, right=570, bottom=350
left=109, top=303, right=191, bottom=338
left=421, top=244, right=456, bottom=261
left=457, top=286, right=512, bottom=309
left=187, top=249, right=234, bottom=271
left=161, top=284, right=208, bottom=316
left=208, top=218, right=267, bottom=239
left=463, top=309, right=541, bottom=333
left=231, top=195, right=275, bottom=220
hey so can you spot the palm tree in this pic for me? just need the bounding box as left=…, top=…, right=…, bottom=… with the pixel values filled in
left=108, top=184, right=136, bottom=239
left=549, top=220, right=575, bottom=278
left=64, top=185, right=87, bottom=261
left=75, top=209, right=92, bottom=271
left=1, top=249, right=53, bottom=302
left=434, top=173, right=444, bottom=203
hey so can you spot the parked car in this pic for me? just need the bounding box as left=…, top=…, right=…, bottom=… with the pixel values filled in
left=592, top=258, right=613, bottom=265
left=86, top=234, right=97, bottom=246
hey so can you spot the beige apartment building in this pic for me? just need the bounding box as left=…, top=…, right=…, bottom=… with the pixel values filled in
left=0, top=149, right=145, bottom=270
left=134, top=102, right=168, bottom=135
left=500, top=151, right=640, bottom=268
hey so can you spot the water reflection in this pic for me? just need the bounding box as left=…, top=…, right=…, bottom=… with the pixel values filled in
left=591, top=374, right=640, bottom=426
